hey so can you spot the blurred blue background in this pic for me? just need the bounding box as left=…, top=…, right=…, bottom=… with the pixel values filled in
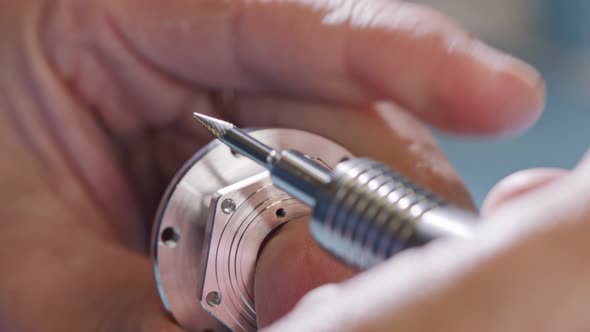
left=412, top=0, right=590, bottom=206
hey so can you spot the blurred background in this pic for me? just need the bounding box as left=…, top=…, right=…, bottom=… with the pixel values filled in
left=411, top=0, right=590, bottom=206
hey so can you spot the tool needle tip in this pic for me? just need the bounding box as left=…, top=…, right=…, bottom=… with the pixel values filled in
left=192, top=112, right=234, bottom=139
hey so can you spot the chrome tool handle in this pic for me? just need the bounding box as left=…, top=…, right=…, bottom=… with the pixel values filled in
left=311, top=158, right=476, bottom=269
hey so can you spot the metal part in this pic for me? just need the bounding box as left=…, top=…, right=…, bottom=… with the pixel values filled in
left=201, top=172, right=310, bottom=331
left=152, top=128, right=352, bottom=332
left=192, top=113, right=477, bottom=270
left=311, top=158, right=475, bottom=269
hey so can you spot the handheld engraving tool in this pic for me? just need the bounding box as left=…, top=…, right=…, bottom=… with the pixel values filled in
left=193, top=113, right=476, bottom=269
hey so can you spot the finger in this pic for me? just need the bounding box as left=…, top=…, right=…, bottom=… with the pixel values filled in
left=53, top=0, right=543, bottom=134
left=265, top=154, right=590, bottom=332
left=481, top=168, right=567, bottom=215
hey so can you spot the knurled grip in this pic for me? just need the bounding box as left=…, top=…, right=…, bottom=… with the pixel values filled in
left=311, top=158, right=473, bottom=269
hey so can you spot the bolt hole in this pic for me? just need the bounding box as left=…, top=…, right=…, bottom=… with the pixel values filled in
left=275, top=208, right=287, bottom=219
left=161, top=227, right=180, bottom=248
left=221, top=199, right=236, bottom=214
left=340, top=156, right=351, bottom=163
left=206, top=291, right=222, bottom=307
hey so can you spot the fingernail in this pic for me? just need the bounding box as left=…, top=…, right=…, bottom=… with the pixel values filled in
left=470, top=41, right=546, bottom=134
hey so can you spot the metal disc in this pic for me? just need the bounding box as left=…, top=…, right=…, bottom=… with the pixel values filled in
left=152, top=129, right=352, bottom=332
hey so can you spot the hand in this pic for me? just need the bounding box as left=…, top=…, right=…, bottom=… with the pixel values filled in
left=0, top=0, right=543, bottom=331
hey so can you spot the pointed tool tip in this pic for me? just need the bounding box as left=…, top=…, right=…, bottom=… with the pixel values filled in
left=192, top=112, right=234, bottom=139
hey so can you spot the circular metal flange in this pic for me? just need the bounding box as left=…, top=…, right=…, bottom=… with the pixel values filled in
left=152, top=129, right=352, bottom=332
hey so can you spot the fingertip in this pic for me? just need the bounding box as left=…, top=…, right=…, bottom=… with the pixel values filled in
left=344, top=2, right=546, bottom=135
left=435, top=42, right=546, bottom=135
left=481, top=168, right=566, bottom=215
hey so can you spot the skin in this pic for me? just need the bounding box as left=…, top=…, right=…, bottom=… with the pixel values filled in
left=0, top=0, right=569, bottom=331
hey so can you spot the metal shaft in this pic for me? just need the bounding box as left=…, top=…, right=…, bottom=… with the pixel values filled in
left=193, top=113, right=476, bottom=269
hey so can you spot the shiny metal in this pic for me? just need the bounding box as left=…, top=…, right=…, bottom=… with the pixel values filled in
left=193, top=113, right=234, bottom=138
left=310, top=159, right=475, bottom=269
left=202, top=172, right=310, bottom=331
left=152, top=128, right=352, bottom=332
left=268, top=150, right=332, bottom=207
left=192, top=114, right=477, bottom=271
left=193, top=113, right=273, bottom=166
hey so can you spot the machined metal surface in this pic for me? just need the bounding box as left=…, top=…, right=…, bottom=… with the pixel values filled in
left=201, top=173, right=310, bottom=331
left=310, top=158, right=475, bottom=269
left=152, top=129, right=352, bottom=332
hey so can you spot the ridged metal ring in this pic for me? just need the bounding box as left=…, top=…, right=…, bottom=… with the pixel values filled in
left=311, top=159, right=442, bottom=269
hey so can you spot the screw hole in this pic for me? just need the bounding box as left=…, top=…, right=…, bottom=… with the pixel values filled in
left=161, top=227, right=180, bottom=248
left=221, top=199, right=236, bottom=214
left=340, top=156, right=351, bottom=163
left=275, top=208, right=287, bottom=219
left=206, top=291, right=222, bottom=307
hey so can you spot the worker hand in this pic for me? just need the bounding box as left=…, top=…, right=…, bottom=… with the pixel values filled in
left=0, top=0, right=543, bottom=331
